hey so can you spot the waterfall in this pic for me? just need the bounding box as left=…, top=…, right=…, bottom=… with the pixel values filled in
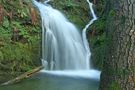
left=32, top=0, right=97, bottom=70
left=82, top=0, right=97, bottom=69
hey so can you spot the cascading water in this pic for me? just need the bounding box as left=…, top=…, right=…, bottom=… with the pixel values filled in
left=32, top=0, right=99, bottom=73
left=82, top=1, right=97, bottom=69
left=0, top=2, right=101, bottom=90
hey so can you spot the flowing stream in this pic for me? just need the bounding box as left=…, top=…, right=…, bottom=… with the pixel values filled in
left=0, top=0, right=101, bottom=90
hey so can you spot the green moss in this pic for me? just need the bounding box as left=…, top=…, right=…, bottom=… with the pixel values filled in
left=109, top=10, right=116, bottom=17
left=109, top=82, right=121, bottom=90
left=0, top=51, right=4, bottom=60
left=51, top=0, right=89, bottom=29
left=1, top=42, right=40, bottom=71
left=0, top=0, right=41, bottom=83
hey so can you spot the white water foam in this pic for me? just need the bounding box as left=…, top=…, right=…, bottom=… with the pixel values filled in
left=40, top=70, right=101, bottom=80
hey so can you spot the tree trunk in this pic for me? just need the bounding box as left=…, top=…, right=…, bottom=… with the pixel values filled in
left=1, top=66, right=43, bottom=86
left=100, top=0, right=135, bottom=90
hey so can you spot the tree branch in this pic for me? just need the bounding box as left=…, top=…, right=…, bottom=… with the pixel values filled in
left=1, top=66, right=44, bottom=86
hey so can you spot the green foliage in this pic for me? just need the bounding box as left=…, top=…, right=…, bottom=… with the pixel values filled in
left=17, top=9, right=28, bottom=18
left=1, top=43, right=40, bottom=71
left=51, top=0, right=89, bottom=29
left=0, top=0, right=41, bottom=82
left=64, top=0, right=79, bottom=9
left=90, top=16, right=106, bottom=70
left=90, top=33, right=106, bottom=70
left=3, top=18, right=10, bottom=28
left=93, top=18, right=106, bottom=32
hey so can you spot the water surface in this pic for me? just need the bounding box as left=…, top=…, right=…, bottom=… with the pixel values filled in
left=0, top=71, right=100, bottom=90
